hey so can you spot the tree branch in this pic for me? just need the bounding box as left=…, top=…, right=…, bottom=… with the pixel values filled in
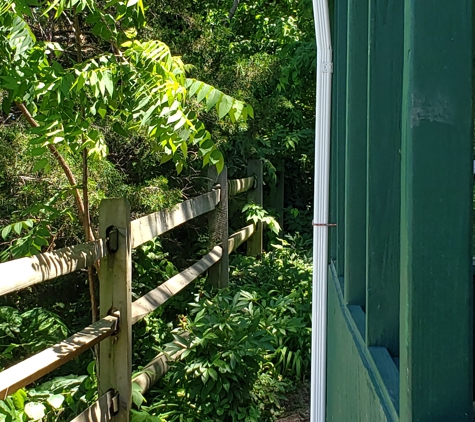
left=73, top=10, right=99, bottom=324
left=16, top=102, right=87, bottom=232
left=17, top=101, right=99, bottom=322
left=228, top=0, right=240, bottom=20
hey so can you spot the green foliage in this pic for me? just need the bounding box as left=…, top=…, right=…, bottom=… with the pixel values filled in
left=0, top=306, right=68, bottom=368
left=121, top=177, right=182, bottom=217
left=0, top=364, right=98, bottom=422
left=1, top=218, right=55, bottom=261
left=133, top=239, right=178, bottom=299
left=0, top=1, right=251, bottom=176
left=146, top=0, right=316, bottom=208
left=229, top=239, right=312, bottom=380
left=137, top=242, right=312, bottom=421
left=161, top=291, right=274, bottom=420
left=242, top=203, right=281, bottom=235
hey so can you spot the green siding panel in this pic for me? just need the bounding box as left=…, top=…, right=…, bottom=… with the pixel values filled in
left=399, top=0, right=473, bottom=420
left=365, top=0, right=403, bottom=357
left=328, top=0, right=337, bottom=263
left=327, top=263, right=399, bottom=422
left=333, top=0, right=348, bottom=277
left=343, top=0, right=368, bottom=306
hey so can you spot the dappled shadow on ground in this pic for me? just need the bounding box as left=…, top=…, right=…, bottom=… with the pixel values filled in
left=277, top=384, right=310, bottom=422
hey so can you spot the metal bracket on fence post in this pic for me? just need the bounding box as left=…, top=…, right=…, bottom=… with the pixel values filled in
left=107, top=308, right=121, bottom=335
left=106, top=226, right=119, bottom=253
left=110, top=392, right=120, bottom=416
left=252, top=174, right=258, bottom=190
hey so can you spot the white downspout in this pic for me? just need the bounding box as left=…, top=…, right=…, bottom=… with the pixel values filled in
left=310, top=0, right=333, bottom=421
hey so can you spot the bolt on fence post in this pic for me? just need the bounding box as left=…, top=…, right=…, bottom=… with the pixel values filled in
left=98, top=198, right=132, bottom=422
left=207, top=165, right=228, bottom=288
left=247, top=159, right=263, bottom=256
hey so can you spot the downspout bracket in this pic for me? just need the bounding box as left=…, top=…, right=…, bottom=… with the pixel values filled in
left=322, top=62, right=333, bottom=73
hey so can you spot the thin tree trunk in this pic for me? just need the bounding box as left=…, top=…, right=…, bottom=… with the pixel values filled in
left=16, top=100, right=98, bottom=322
left=74, top=10, right=98, bottom=323
left=228, top=0, right=240, bottom=20
left=16, top=103, right=87, bottom=232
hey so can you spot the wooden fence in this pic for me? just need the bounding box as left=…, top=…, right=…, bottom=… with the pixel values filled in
left=0, top=159, right=263, bottom=422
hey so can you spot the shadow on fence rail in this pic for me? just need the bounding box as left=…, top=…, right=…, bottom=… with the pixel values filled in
left=0, top=159, right=263, bottom=422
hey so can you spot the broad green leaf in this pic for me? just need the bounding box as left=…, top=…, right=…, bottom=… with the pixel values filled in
left=30, top=147, right=47, bottom=157
left=112, top=122, right=128, bottom=136
left=74, top=73, right=86, bottom=92
left=103, top=72, right=114, bottom=96
left=246, top=104, right=254, bottom=119
left=206, top=89, right=222, bottom=111
left=1, top=225, right=12, bottom=239
left=199, top=139, right=214, bottom=156
left=13, top=222, right=23, bottom=235
left=32, top=158, right=49, bottom=172
left=140, top=103, right=159, bottom=126
left=209, top=149, right=224, bottom=166
left=133, top=95, right=151, bottom=112
left=188, top=80, right=203, bottom=97
left=11, top=389, right=27, bottom=410
left=89, top=71, right=98, bottom=87
left=131, top=383, right=145, bottom=409
left=217, top=95, right=233, bottom=119
left=160, top=152, right=173, bottom=164
left=174, top=117, right=186, bottom=131
left=98, top=106, right=107, bottom=119
left=2, top=96, right=11, bottom=114
left=208, top=367, right=218, bottom=381
left=130, top=409, right=163, bottom=422
left=24, top=402, right=46, bottom=420
left=196, top=84, right=211, bottom=103
left=98, top=74, right=106, bottom=96
left=0, top=76, right=20, bottom=90
left=24, top=220, right=34, bottom=228
left=232, top=101, right=244, bottom=121
left=167, top=111, right=181, bottom=124
left=46, top=394, right=65, bottom=409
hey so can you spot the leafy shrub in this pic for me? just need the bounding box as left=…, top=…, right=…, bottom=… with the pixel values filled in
left=138, top=242, right=312, bottom=421
left=150, top=291, right=273, bottom=421
left=283, top=207, right=312, bottom=240
left=0, top=306, right=68, bottom=368
left=0, top=364, right=97, bottom=422
left=229, top=240, right=312, bottom=381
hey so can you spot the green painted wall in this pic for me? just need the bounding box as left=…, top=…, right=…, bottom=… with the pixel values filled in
left=326, top=264, right=398, bottom=422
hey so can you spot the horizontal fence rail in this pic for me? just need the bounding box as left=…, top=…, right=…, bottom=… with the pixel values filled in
left=131, top=334, right=189, bottom=395
left=227, top=176, right=254, bottom=196
left=0, top=239, right=108, bottom=297
left=131, top=190, right=220, bottom=249
left=131, top=246, right=223, bottom=324
left=228, top=224, right=256, bottom=254
left=0, top=159, right=264, bottom=422
left=0, top=315, right=119, bottom=399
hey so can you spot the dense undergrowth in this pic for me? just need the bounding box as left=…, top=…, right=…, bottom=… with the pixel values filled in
left=138, top=234, right=312, bottom=422
left=0, top=234, right=312, bottom=422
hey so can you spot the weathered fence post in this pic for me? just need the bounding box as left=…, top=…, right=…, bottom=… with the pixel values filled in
left=247, top=159, right=263, bottom=256
left=98, top=198, right=132, bottom=422
left=207, top=165, right=228, bottom=288
left=270, top=166, right=284, bottom=230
